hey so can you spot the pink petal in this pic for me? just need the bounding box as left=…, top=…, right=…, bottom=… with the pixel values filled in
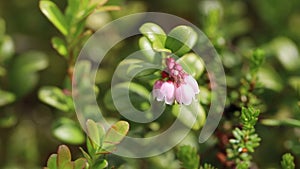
left=185, top=75, right=200, bottom=94
left=161, top=81, right=175, bottom=104
left=175, top=84, right=194, bottom=105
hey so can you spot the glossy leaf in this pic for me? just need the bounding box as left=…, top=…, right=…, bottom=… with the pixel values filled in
left=172, top=101, right=206, bottom=130
left=39, top=86, right=73, bottom=112
left=0, top=90, right=15, bottom=106
left=40, top=0, right=68, bottom=36
left=177, top=53, right=205, bottom=79
left=166, top=25, right=197, bottom=57
left=138, top=36, right=156, bottom=62
left=52, top=118, right=85, bottom=144
left=139, top=23, right=170, bottom=53
left=52, top=37, right=68, bottom=57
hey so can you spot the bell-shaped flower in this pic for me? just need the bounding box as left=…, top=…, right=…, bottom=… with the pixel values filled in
left=175, top=75, right=200, bottom=105
left=153, top=80, right=175, bottom=105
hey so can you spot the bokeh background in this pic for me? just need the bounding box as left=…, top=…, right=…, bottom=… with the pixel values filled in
left=0, top=0, right=300, bottom=168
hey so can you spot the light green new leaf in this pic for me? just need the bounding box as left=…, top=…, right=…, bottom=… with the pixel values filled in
left=46, top=154, right=57, bottom=169
left=92, top=159, right=108, bottom=169
left=51, top=37, right=68, bottom=57
left=0, top=90, right=15, bottom=106
left=166, top=25, right=197, bottom=57
left=40, top=0, right=68, bottom=36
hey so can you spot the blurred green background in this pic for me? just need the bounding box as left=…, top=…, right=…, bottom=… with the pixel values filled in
left=0, top=0, right=300, bottom=168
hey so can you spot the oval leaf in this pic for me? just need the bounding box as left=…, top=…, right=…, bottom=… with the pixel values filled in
left=52, top=37, right=68, bottom=57
left=39, top=86, right=72, bottom=112
left=0, top=90, right=15, bottom=106
left=166, top=25, right=197, bottom=56
left=57, top=145, right=71, bottom=168
left=100, top=121, right=129, bottom=153
left=53, top=118, right=85, bottom=144
left=40, top=0, right=68, bottom=36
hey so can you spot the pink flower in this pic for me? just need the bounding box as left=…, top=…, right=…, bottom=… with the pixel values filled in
left=152, top=57, right=200, bottom=105
left=175, top=75, right=200, bottom=105
left=153, top=80, right=175, bottom=105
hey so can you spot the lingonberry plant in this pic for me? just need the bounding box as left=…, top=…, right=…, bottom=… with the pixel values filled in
left=2, top=0, right=300, bottom=168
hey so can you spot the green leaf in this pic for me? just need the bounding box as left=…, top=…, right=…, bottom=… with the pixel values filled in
left=172, top=102, right=206, bottom=130
left=166, top=25, right=197, bottom=57
left=177, top=53, right=205, bottom=79
left=261, top=118, right=300, bottom=128
left=40, top=0, right=68, bottom=36
left=47, top=154, right=58, bottom=169
left=138, top=36, right=157, bottom=62
left=8, top=51, right=48, bottom=97
left=92, top=159, right=108, bottom=169
left=52, top=37, right=68, bottom=57
left=0, top=90, right=15, bottom=106
left=271, top=37, right=300, bottom=71
left=38, top=86, right=73, bottom=112
left=86, top=119, right=105, bottom=149
left=74, top=158, right=87, bottom=169
left=177, top=145, right=199, bottom=169
left=139, top=23, right=170, bottom=53
left=57, top=145, right=71, bottom=169
left=100, top=121, right=129, bottom=153
left=281, top=153, right=295, bottom=169
left=0, top=35, right=15, bottom=61
left=52, top=118, right=85, bottom=145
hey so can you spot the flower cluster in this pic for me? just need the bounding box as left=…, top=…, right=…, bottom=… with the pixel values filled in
left=153, top=57, right=200, bottom=105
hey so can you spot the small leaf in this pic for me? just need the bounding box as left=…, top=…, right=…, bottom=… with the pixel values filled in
left=39, top=86, right=72, bottom=112
left=51, top=37, right=68, bottom=57
left=139, top=36, right=156, bottom=62
left=0, top=35, right=15, bottom=61
left=139, top=23, right=170, bottom=53
left=57, top=145, right=71, bottom=169
left=177, top=53, right=205, bottom=79
left=74, top=158, right=87, bottom=169
left=0, top=90, right=15, bottom=106
left=100, top=121, right=129, bottom=153
left=47, top=154, right=57, bottom=169
left=86, top=119, right=105, bottom=149
left=166, top=25, right=197, bottom=57
left=52, top=118, right=85, bottom=145
left=40, top=0, right=68, bottom=36
left=92, top=159, right=108, bottom=169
